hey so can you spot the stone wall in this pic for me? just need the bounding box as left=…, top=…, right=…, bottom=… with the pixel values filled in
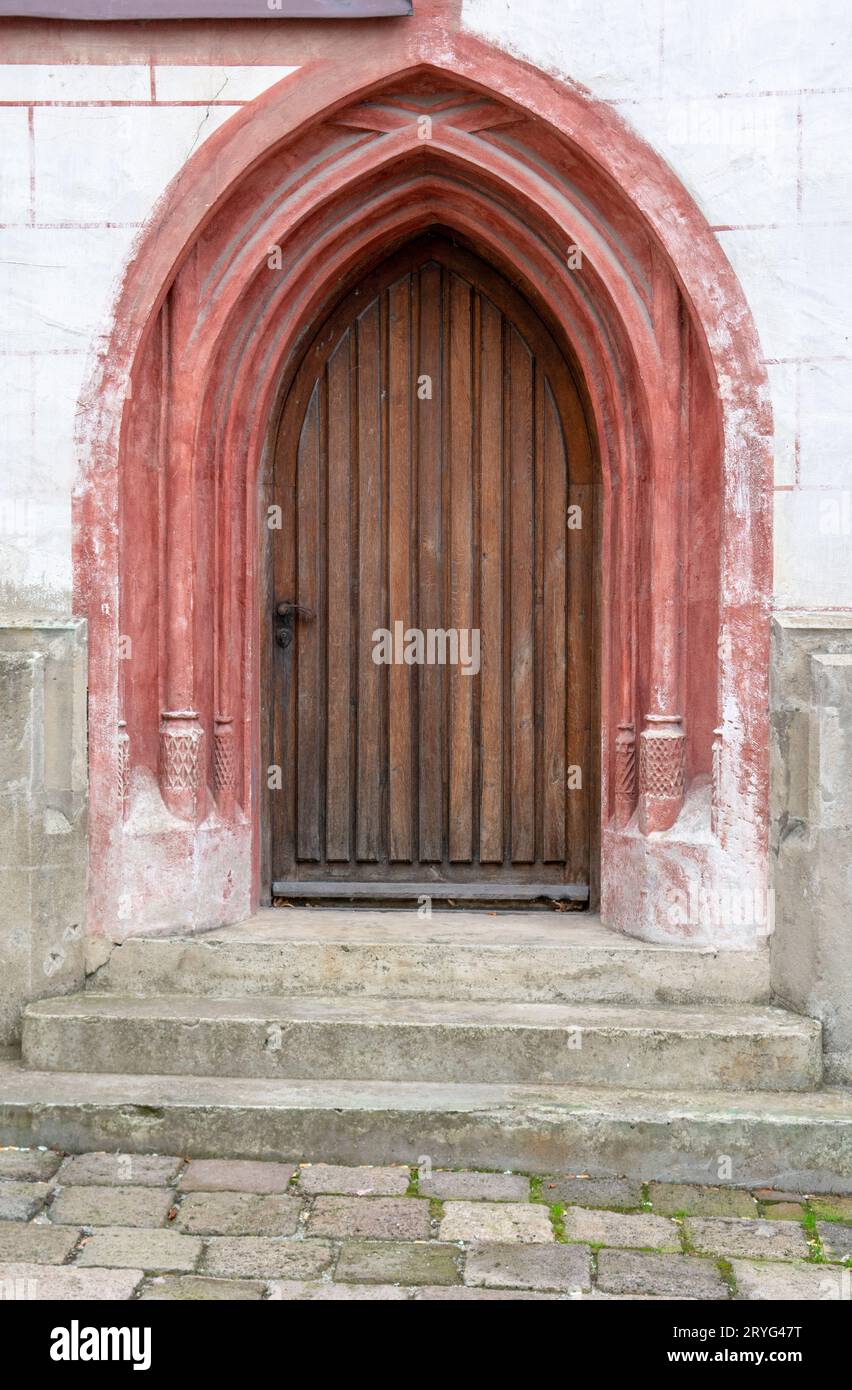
left=771, top=616, right=852, bottom=1083
left=0, top=621, right=87, bottom=1046
left=0, top=1, right=851, bottom=614
left=0, top=3, right=850, bottom=1044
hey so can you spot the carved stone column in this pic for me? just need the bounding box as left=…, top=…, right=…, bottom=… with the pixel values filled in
left=639, top=714, right=685, bottom=833
left=160, top=709, right=204, bottom=820
left=614, top=720, right=636, bottom=827
left=117, top=720, right=130, bottom=814
left=158, top=269, right=206, bottom=822
left=213, top=713, right=237, bottom=817
left=639, top=259, right=686, bottom=834
left=711, top=725, right=724, bottom=838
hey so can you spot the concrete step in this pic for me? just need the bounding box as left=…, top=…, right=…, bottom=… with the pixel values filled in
left=90, top=909, right=771, bottom=1005
left=1, top=1060, right=850, bottom=1192
left=21, top=993, right=821, bottom=1091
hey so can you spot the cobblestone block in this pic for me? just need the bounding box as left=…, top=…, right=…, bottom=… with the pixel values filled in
left=335, top=1239, right=462, bottom=1285
left=297, top=1164, right=410, bottom=1196
left=179, top=1159, right=296, bottom=1194
left=175, top=1192, right=301, bottom=1237
left=465, top=1240, right=591, bottom=1292
left=419, top=1171, right=529, bottom=1202
left=439, top=1201, right=553, bottom=1244
left=307, top=1196, right=430, bottom=1241
left=49, top=1185, right=174, bottom=1229
left=685, top=1217, right=809, bottom=1260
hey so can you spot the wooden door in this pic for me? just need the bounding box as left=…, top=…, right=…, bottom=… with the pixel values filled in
left=269, top=236, right=594, bottom=901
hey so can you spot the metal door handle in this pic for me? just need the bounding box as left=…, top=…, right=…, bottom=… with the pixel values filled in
left=275, top=600, right=314, bottom=649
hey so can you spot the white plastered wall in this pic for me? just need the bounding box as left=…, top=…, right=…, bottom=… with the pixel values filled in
left=0, top=0, right=850, bottom=618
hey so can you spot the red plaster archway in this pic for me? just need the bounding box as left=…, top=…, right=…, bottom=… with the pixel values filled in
left=74, top=11, right=772, bottom=944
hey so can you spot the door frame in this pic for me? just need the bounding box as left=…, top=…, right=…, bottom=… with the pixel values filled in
left=76, top=30, right=771, bottom=944
left=259, top=232, right=601, bottom=906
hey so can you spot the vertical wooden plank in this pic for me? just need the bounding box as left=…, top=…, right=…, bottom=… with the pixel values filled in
left=387, top=276, right=413, bottom=861
left=508, top=326, right=535, bottom=863
left=325, top=331, right=352, bottom=861
left=417, top=263, right=443, bottom=861
left=560, top=355, right=594, bottom=885
left=567, top=474, right=593, bottom=883
left=479, top=297, right=503, bottom=863
left=270, top=403, right=298, bottom=879
left=542, top=382, right=567, bottom=860
left=296, top=383, right=321, bottom=860
left=448, top=274, right=474, bottom=862
left=356, top=300, right=383, bottom=861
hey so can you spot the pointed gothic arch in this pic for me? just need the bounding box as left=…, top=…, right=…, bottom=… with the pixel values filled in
left=75, top=28, right=771, bottom=943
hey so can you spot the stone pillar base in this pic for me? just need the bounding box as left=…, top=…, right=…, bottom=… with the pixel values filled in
left=638, top=714, right=685, bottom=833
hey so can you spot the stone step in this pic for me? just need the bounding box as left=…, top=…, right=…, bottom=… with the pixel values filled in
left=90, top=909, right=771, bottom=1005
left=21, top=994, right=821, bottom=1091
left=1, top=1060, right=850, bottom=1192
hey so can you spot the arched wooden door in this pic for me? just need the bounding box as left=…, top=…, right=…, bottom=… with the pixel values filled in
left=268, top=236, right=595, bottom=902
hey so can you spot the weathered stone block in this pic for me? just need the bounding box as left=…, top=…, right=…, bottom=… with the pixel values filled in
left=810, top=1194, right=852, bottom=1222
left=75, top=1226, right=202, bottom=1272
left=268, top=1280, right=409, bottom=1300
left=540, top=1174, right=642, bottom=1210
left=140, top=1275, right=266, bottom=1300
left=0, top=1181, right=52, bottom=1221
left=817, top=1221, right=852, bottom=1261
left=175, top=1192, right=302, bottom=1237
left=48, top=1185, right=174, bottom=1229
left=57, top=1152, right=182, bottom=1187
left=439, top=1201, right=553, bottom=1244
left=201, top=1237, right=334, bottom=1280
left=297, top=1164, right=409, bottom=1196
left=179, top=1159, right=296, bottom=1194
left=412, top=1285, right=562, bottom=1300
left=0, top=622, right=87, bottom=1047
left=685, top=1216, right=809, bottom=1259
left=0, top=1150, right=62, bottom=1182
left=335, top=1239, right=462, bottom=1285
left=597, top=1249, right=727, bottom=1299
left=419, top=1170, right=529, bottom=1202
left=0, top=1221, right=81, bottom=1263
left=0, top=1261, right=144, bottom=1300
left=465, top=1240, right=591, bottom=1292
left=563, top=1207, right=680, bottom=1251
left=732, top=1258, right=847, bottom=1300
left=307, top=1195, right=430, bottom=1241
left=762, top=1202, right=805, bottom=1220
left=649, top=1183, right=757, bottom=1218
left=771, top=620, right=852, bottom=1084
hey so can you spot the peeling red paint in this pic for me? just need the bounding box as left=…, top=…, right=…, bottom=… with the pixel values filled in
left=73, top=1, right=772, bottom=943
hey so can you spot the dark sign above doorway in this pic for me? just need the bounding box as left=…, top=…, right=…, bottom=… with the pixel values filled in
left=0, top=0, right=412, bottom=16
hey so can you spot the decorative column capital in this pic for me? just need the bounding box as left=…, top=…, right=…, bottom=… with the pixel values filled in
left=639, top=713, right=685, bottom=834
left=159, top=709, right=204, bottom=819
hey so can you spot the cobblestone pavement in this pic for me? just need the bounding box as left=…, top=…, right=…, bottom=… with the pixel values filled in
left=0, top=1148, right=850, bottom=1300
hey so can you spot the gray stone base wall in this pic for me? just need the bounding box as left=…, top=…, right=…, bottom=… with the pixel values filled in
left=1, top=611, right=851, bottom=1088
left=0, top=619, right=87, bottom=1047
left=771, top=615, right=852, bottom=1085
